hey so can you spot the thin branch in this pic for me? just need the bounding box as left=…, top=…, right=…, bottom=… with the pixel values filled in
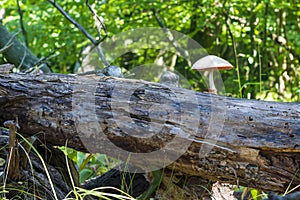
left=86, top=0, right=108, bottom=36
left=0, top=30, right=21, bottom=53
left=23, top=46, right=63, bottom=73
left=0, top=42, right=13, bottom=53
left=32, top=53, right=58, bottom=68
left=85, top=0, right=110, bottom=67
left=17, top=47, right=26, bottom=70
left=25, top=54, right=58, bottom=74
left=47, top=0, right=110, bottom=67
left=47, top=0, right=97, bottom=45
left=16, top=0, right=28, bottom=47
left=0, top=24, right=51, bottom=73
left=96, top=45, right=110, bottom=67
left=152, top=9, right=191, bottom=66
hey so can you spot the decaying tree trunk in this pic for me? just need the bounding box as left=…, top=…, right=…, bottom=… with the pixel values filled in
left=0, top=73, right=299, bottom=195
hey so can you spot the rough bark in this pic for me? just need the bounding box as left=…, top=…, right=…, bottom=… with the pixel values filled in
left=0, top=73, right=299, bottom=194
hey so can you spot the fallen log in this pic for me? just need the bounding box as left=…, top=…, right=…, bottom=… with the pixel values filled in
left=0, top=73, right=299, bottom=193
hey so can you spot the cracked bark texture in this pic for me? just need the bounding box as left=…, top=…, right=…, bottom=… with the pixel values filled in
left=0, top=73, right=299, bottom=194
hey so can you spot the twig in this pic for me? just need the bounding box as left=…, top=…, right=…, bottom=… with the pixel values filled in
left=86, top=0, right=108, bottom=36
left=25, top=53, right=58, bottom=74
left=152, top=9, right=191, bottom=66
left=16, top=0, right=28, bottom=47
left=33, top=54, right=58, bottom=67
left=0, top=42, right=13, bottom=53
left=96, top=45, right=110, bottom=67
left=47, top=0, right=110, bottom=67
left=85, top=0, right=110, bottom=67
left=48, top=0, right=97, bottom=45
left=0, top=30, right=21, bottom=53
left=17, top=47, right=26, bottom=70
left=32, top=48, right=60, bottom=68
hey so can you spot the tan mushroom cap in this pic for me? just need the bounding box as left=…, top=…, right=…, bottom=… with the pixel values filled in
left=192, top=55, right=233, bottom=71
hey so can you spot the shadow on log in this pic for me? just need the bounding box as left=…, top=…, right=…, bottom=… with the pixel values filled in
left=0, top=73, right=299, bottom=195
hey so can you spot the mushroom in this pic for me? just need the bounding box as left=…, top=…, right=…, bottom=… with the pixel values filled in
left=192, top=55, right=233, bottom=94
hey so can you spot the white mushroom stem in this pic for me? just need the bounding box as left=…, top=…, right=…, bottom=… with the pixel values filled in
left=208, top=70, right=217, bottom=94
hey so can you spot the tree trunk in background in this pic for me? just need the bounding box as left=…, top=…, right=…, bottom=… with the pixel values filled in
left=0, top=73, right=299, bottom=194
left=0, top=23, right=51, bottom=73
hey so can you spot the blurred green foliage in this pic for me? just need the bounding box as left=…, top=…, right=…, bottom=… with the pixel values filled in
left=0, top=0, right=299, bottom=101
left=61, top=147, right=119, bottom=183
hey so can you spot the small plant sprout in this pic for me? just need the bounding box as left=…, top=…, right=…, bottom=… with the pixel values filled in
left=192, top=55, right=233, bottom=94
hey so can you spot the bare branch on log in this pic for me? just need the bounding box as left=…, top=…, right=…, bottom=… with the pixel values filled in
left=48, top=0, right=110, bottom=67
